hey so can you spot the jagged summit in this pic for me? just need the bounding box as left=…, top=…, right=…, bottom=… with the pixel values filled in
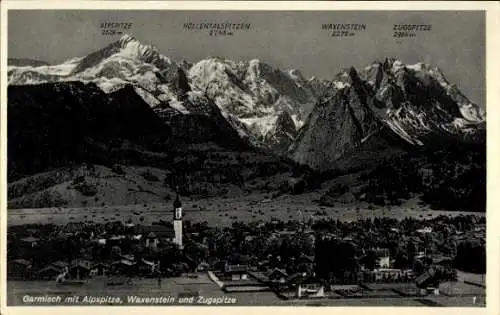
left=117, top=33, right=138, bottom=46
left=382, top=57, right=399, bottom=68
left=69, top=33, right=172, bottom=76
left=187, top=57, right=322, bottom=151
left=118, top=34, right=172, bottom=64
left=291, top=58, right=485, bottom=170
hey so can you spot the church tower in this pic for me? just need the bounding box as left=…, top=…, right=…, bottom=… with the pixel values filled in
left=173, top=192, right=183, bottom=249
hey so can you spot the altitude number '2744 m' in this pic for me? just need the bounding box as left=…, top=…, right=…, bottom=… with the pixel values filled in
left=209, top=30, right=234, bottom=36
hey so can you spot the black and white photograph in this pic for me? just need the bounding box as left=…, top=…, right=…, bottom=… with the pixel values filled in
left=1, top=3, right=491, bottom=309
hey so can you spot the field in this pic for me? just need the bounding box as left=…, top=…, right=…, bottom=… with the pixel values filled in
left=439, top=281, right=485, bottom=297
left=425, top=296, right=486, bottom=307
left=7, top=192, right=485, bottom=227
left=456, top=271, right=486, bottom=287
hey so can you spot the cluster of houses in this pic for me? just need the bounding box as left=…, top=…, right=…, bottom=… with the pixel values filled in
left=7, top=214, right=482, bottom=300
left=7, top=222, right=189, bottom=281
left=209, top=263, right=438, bottom=299
left=8, top=256, right=169, bottom=282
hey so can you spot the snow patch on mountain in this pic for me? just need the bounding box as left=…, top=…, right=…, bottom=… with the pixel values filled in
left=333, top=81, right=350, bottom=90
left=133, top=86, right=161, bottom=107
left=240, top=115, right=279, bottom=138
left=7, top=58, right=79, bottom=78
left=169, top=98, right=190, bottom=114
left=116, top=34, right=171, bottom=65
left=291, top=114, right=304, bottom=130
left=363, top=59, right=486, bottom=145
left=186, top=57, right=323, bottom=150
left=459, top=103, right=485, bottom=122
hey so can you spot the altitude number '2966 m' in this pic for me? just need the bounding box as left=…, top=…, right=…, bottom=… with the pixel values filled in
left=393, top=31, right=416, bottom=38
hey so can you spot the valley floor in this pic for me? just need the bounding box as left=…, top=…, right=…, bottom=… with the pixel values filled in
left=8, top=193, right=485, bottom=227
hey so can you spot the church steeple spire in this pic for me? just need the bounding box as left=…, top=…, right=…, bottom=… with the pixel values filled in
left=173, top=185, right=182, bottom=210
left=174, top=193, right=182, bottom=209
left=172, top=187, right=183, bottom=249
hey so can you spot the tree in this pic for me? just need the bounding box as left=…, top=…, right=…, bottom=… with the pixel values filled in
left=393, top=252, right=410, bottom=270
left=360, top=250, right=379, bottom=271
left=454, top=240, right=486, bottom=273
left=111, top=246, right=122, bottom=260
left=315, top=239, right=358, bottom=284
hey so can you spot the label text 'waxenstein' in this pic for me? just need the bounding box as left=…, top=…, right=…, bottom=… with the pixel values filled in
left=321, top=23, right=367, bottom=31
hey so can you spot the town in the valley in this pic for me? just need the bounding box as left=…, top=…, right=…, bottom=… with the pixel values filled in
left=7, top=193, right=486, bottom=306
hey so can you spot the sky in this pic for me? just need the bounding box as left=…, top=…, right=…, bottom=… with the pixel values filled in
left=8, top=10, right=485, bottom=107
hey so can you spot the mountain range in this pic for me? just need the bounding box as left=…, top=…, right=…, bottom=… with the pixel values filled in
left=292, top=59, right=485, bottom=170
left=8, top=34, right=327, bottom=153
left=7, top=34, right=486, bottom=211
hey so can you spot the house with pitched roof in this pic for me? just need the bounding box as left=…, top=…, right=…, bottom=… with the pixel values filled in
left=69, top=259, right=93, bottom=279
left=7, top=259, right=33, bottom=279
left=224, top=264, right=249, bottom=280
left=20, top=236, right=39, bottom=248
left=37, top=265, right=63, bottom=280
left=416, top=268, right=440, bottom=295
left=267, top=268, right=288, bottom=284
left=286, top=272, right=325, bottom=298
left=51, top=260, right=69, bottom=271
left=134, top=225, right=175, bottom=249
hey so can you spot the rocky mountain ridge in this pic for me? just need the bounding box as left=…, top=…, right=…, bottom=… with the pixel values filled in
left=8, top=34, right=328, bottom=153
left=291, top=58, right=485, bottom=170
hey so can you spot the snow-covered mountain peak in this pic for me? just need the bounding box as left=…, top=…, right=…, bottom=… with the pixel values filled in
left=247, top=59, right=265, bottom=78
left=287, top=68, right=307, bottom=83
left=355, top=59, right=485, bottom=122
left=186, top=56, right=326, bottom=151
left=381, top=57, right=399, bottom=68
left=292, top=58, right=486, bottom=170
left=118, top=36, right=171, bottom=65
left=117, top=34, right=138, bottom=46
left=390, top=59, right=404, bottom=72
left=248, top=58, right=262, bottom=68
left=69, top=34, right=172, bottom=76
left=188, top=58, right=233, bottom=91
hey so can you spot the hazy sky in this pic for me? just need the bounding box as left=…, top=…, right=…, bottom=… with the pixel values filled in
left=8, top=10, right=485, bottom=107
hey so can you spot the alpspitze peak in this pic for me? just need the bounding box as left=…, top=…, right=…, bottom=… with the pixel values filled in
left=116, top=33, right=163, bottom=58
left=118, top=33, right=138, bottom=47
